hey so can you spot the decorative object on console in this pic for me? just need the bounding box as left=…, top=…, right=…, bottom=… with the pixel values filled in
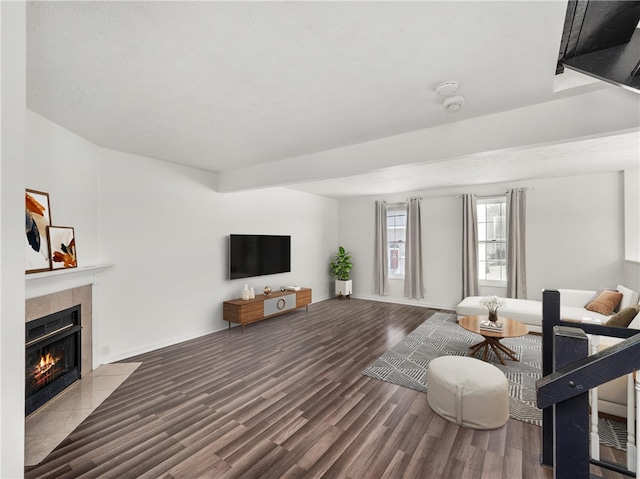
left=330, top=246, right=353, bottom=299
left=479, top=295, right=506, bottom=322
left=242, top=284, right=250, bottom=300
left=263, top=286, right=272, bottom=295
left=25, top=189, right=53, bottom=274
left=47, top=226, right=77, bottom=270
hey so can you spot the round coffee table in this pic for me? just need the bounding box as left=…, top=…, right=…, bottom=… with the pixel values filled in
left=458, top=315, right=529, bottom=365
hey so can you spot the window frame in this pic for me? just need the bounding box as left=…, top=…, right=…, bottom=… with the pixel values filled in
left=386, top=203, right=407, bottom=280
left=477, top=196, right=507, bottom=286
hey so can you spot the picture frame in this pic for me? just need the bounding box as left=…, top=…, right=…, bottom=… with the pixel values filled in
left=47, top=226, right=77, bottom=270
left=25, top=189, right=53, bottom=274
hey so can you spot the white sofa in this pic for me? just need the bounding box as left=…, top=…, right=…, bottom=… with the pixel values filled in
left=456, top=285, right=639, bottom=333
left=456, top=285, right=640, bottom=417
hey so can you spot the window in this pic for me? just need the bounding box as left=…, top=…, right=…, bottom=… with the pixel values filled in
left=387, top=204, right=406, bottom=278
left=477, top=197, right=506, bottom=283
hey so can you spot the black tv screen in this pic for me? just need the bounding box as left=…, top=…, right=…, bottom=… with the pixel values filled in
left=229, top=234, right=291, bottom=280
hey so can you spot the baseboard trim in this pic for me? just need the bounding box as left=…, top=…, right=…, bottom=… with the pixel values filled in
left=351, top=294, right=456, bottom=311
left=101, top=297, right=331, bottom=364
left=100, top=325, right=226, bottom=365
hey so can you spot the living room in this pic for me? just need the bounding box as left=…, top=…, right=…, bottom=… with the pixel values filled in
left=2, top=2, right=640, bottom=477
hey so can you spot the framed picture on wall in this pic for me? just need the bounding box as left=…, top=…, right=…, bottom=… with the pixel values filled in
left=47, top=226, right=77, bottom=270
left=25, top=189, right=53, bottom=273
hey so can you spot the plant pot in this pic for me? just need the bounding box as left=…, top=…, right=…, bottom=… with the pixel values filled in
left=488, top=310, right=498, bottom=322
left=335, top=280, right=352, bottom=299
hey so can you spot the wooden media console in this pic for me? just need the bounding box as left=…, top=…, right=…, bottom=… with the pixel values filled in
left=223, top=287, right=311, bottom=332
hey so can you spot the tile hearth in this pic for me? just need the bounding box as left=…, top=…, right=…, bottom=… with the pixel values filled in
left=25, top=362, right=141, bottom=467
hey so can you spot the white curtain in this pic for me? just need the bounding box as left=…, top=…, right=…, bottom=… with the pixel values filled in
left=506, top=188, right=527, bottom=299
left=373, top=200, right=389, bottom=295
left=404, top=197, right=424, bottom=299
left=462, top=193, right=479, bottom=298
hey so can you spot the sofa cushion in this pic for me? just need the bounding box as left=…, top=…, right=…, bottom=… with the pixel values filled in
left=616, top=285, right=640, bottom=311
left=628, top=306, right=640, bottom=330
left=561, top=306, right=611, bottom=323
left=607, top=305, right=640, bottom=328
left=456, top=296, right=543, bottom=326
left=585, top=290, right=623, bottom=315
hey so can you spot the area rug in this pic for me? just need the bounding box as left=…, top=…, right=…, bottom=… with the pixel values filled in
left=362, top=312, right=627, bottom=450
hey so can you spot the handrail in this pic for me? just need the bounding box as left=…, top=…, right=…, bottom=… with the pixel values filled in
left=538, top=289, right=640, bottom=478
left=537, top=333, right=640, bottom=408
left=541, top=289, right=637, bottom=379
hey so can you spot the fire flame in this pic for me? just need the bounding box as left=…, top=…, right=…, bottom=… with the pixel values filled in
left=33, top=352, right=59, bottom=382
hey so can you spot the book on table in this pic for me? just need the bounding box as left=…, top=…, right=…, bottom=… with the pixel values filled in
left=480, top=320, right=504, bottom=332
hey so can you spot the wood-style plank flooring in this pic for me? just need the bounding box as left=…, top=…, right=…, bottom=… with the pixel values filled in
left=25, top=298, right=627, bottom=479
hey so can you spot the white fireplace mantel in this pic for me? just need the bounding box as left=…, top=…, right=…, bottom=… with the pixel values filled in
left=25, top=264, right=114, bottom=299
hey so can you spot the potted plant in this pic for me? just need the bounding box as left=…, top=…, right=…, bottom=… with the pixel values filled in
left=330, top=246, right=353, bottom=299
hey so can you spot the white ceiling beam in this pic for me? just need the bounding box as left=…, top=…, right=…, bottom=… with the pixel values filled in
left=217, top=87, right=640, bottom=193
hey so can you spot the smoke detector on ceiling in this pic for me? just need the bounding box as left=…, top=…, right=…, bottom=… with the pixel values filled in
left=443, top=95, right=465, bottom=112
left=435, top=81, right=459, bottom=96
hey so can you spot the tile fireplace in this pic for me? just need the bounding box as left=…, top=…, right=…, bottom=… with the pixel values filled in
left=25, top=305, right=81, bottom=415
left=25, top=284, right=94, bottom=417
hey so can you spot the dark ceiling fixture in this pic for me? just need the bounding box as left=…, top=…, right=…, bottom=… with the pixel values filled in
left=557, top=0, right=640, bottom=93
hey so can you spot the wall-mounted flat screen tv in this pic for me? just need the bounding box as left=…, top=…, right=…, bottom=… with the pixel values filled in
left=229, top=234, right=291, bottom=280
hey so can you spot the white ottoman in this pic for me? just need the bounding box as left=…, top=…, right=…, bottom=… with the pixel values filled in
left=426, top=356, right=509, bottom=429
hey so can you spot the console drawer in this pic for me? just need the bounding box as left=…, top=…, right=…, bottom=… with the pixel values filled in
left=264, top=293, right=296, bottom=316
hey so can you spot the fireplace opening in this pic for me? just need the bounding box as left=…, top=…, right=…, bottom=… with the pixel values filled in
left=26, top=305, right=81, bottom=415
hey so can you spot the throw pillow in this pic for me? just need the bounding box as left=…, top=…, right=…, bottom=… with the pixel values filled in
left=607, top=305, right=640, bottom=328
left=584, top=288, right=616, bottom=308
left=585, top=290, right=623, bottom=316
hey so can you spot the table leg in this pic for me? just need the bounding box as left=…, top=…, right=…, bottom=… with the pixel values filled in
left=469, top=337, right=520, bottom=364
left=482, top=343, right=490, bottom=361
left=469, top=340, right=487, bottom=356
left=494, top=340, right=520, bottom=361
left=489, top=342, right=507, bottom=366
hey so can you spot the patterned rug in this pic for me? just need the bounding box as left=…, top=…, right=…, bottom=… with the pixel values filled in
left=362, top=312, right=627, bottom=450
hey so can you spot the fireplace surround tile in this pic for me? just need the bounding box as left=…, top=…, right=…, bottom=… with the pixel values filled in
left=73, top=285, right=92, bottom=315
left=26, top=285, right=93, bottom=376
left=25, top=295, right=50, bottom=323
left=49, top=288, right=74, bottom=314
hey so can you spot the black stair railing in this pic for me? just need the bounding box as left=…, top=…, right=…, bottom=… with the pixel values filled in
left=537, top=289, right=640, bottom=479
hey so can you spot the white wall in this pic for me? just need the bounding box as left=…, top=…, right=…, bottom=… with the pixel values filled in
left=623, top=168, right=640, bottom=292
left=97, top=149, right=338, bottom=362
left=1, top=2, right=26, bottom=476
left=26, top=112, right=100, bottom=263
left=25, top=113, right=339, bottom=364
left=339, top=194, right=461, bottom=309
left=527, top=173, right=624, bottom=294
left=340, top=172, right=626, bottom=309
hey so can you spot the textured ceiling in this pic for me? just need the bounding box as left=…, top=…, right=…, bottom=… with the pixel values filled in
left=287, top=132, right=640, bottom=198
left=26, top=1, right=639, bottom=198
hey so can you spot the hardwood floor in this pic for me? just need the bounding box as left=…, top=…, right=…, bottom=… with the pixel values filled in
left=25, top=298, right=627, bottom=479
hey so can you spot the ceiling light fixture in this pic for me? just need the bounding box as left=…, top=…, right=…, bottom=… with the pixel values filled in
left=443, top=95, right=465, bottom=112
left=435, top=81, right=458, bottom=96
